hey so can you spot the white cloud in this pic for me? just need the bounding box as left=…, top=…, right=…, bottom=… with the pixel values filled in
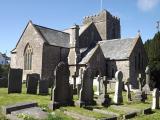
left=137, top=0, right=160, bottom=11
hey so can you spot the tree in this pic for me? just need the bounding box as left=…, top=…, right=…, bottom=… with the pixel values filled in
left=144, top=32, right=160, bottom=89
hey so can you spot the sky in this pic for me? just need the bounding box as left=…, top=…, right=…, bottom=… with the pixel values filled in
left=0, top=0, right=160, bottom=56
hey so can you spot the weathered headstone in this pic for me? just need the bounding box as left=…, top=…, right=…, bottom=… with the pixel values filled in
left=97, top=76, right=111, bottom=106
left=143, top=66, right=151, bottom=94
left=39, top=80, right=49, bottom=95
left=95, top=75, right=101, bottom=95
left=125, top=79, right=132, bottom=101
left=113, top=71, right=123, bottom=104
left=26, top=74, right=40, bottom=94
left=50, top=62, right=73, bottom=110
left=78, top=66, right=95, bottom=107
left=137, top=74, right=142, bottom=90
left=8, top=68, right=23, bottom=93
left=152, top=88, right=159, bottom=109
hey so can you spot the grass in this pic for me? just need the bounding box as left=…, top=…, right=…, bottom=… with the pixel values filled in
left=61, top=106, right=112, bottom=119
left=1, top=85, right=160, bottom=120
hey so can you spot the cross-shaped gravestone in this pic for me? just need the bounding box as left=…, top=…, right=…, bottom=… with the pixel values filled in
left=114, top=71, right=123, bottom=104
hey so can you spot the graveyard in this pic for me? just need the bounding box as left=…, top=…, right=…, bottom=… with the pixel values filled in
left=0, top=66, right=160, bottom=120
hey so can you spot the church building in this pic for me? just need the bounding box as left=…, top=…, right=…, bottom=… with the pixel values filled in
left=10, top=10, right=148, bottom=89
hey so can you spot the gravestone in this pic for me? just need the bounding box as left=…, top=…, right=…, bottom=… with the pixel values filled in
left=143, top=66, right=151, bottom=94
left=50, top=62, right=73, bottom=110
left=95, top=75, right=101, bottom=95
left=39, top=80, right=49, bottom=95
left=26, top=74, right=40, bottom=94
left=125, top=79, right=131, bottom=101
left=152, top=88, right=159, bottom=109
left=113, top=71, right=123, bottom=104
left=8, top=68, right=23, bottom=93
left=97, top=76, right=111, bottom=106
left=79, top=66, right=95, bottom=107
left=137, top=74, right=142, bottom=90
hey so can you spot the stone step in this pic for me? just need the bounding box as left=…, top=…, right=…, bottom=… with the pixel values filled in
left=2, top=102, right=38, bottom=114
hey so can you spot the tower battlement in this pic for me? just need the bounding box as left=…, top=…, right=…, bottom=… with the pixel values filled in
left=83, top=10, right=121, bottom=40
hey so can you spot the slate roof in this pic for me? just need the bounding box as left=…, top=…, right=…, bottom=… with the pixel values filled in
left=99, top=37, right=138, bottom=60
left=80, top=45, right=99, bottom=64
left=63, top=22, right=92, bottom=36
left=79, top=22, right=92, bottom=36
left=35, top=25, right=70, bottom=48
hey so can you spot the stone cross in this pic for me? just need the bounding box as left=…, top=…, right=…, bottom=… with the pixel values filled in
left=142, top=66, right=151, bottom=94
left=145, top=66, right=150, bottom=85
left=114, top=71, right=123, bottom=104
left=152, top=88, right=159, bottom=109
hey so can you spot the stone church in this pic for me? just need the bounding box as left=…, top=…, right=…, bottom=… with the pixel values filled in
left=10, top=10, right=148, bottom=89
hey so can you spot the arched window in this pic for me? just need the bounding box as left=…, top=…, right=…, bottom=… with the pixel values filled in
left=24, top=44, right=33, bottom=70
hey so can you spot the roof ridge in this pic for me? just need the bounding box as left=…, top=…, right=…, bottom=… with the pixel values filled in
left=34, top=24, right=70, bottom=35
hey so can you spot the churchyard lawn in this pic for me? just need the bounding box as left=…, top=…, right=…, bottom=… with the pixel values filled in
left=0, top=85, right=160, bottom=120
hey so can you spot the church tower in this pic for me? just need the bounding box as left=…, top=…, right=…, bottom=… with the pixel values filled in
left=83, top=10, right=121, bottom=40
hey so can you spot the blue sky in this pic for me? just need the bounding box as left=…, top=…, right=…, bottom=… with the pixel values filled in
left=0, top=0, right=160, bottom=55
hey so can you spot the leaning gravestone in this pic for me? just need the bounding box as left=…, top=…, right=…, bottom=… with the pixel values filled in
left=79, top=66, right=95, bottom=107
left=152, top=88, right=159, bottom=109
left=39, top=80, right=49, bottom=95
left=26, top=74, right=40, bottom=94
left=50, top=62, right=73, bottom=110
left=8, top=68, right=23, bottom=93
left=113, top=71, right=123, bottom=104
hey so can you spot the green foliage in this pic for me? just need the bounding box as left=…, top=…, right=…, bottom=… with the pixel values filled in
left=0, top=64, right=9, bottom=78
left=144, top=32, right=160, bottom=88
left=17, top=113, right=37, bottom=120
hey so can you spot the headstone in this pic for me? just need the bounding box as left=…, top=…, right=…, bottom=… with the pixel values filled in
left=8, top=68, right=23, bottom=93
left=125, top=80, right=132, bottom=101
left=39, top=80, right=49, bottom=95
left=152, top=88, right=159, bottom=109
left=78, top=66, right=95, bottom=107
left=137, top=74, right=142, bottom=90
left=143, top=66, right=151, bottom=94
left=50, top=62, right=73, bottom=110
left=97, top=76, right=111, bottom=106
left=133, top=90, right=147, bottom=102
left=113, top=71, right=123, bottom=104
left=95, top=75, right=101, bottom=95
left=26, top=74, right=40, bottom=94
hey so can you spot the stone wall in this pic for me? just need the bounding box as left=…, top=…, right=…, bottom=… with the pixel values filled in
left=84, top=46, right=106, bottom=77
left=106, top=60, right=129, bottom=81
left=129, top=37, right=148, bottom=89
left=83, top=10, right=120, bottom=40
left=10, top=22, right=44, bottom=80
left=79, top=24, right=101, bottom=49
left=42, top=44, right=69, bottom=82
